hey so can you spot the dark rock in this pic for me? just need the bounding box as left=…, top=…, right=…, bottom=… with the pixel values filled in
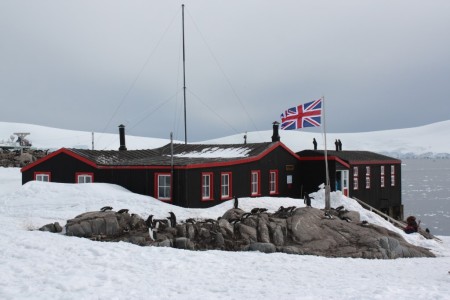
left=248, top=242, right=276, bottom=253
left=39, top=222, right=62, bottom=233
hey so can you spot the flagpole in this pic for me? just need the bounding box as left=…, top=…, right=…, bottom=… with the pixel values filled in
left=322, top=96, right=331, bottom=211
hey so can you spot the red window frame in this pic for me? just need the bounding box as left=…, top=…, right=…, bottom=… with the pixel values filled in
left=269, top=170, right=279, bottom=195
left=250, top=170, right=261, bottom=196
left=75, top=172, right=94, bottom=183
left=391, top=165, right=396, bottom=186
left=353, top=166, right=358, bottom=190
left=154, top=173, right=172, bottom=202
left=220, top=172, right=232, bottom=200
left=34, top=172, right=51, bottom=182
left=365, top=166, right=371, bottom=189
left=201, top=172, right=214, bottom=201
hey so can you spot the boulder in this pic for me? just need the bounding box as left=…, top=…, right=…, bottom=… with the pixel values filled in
left=248, top=242, right=276, bottom=253
left=39, top=222, right=62, bottom=233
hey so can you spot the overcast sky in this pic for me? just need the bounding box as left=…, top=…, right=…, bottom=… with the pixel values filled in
left=1, top=1, right=449, bottom=142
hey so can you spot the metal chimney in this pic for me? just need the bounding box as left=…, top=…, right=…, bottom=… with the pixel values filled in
left=272, top=121, right=280, bottom=142
left=118, top=124, right=127, bottom=151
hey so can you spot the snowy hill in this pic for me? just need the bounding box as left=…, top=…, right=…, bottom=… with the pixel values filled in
left=1, top=120, right=450, bottom=158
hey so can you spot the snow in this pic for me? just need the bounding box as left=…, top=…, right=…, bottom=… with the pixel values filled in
left=174, top=146, right=252, bottom=158
left=1, top=167, right=450, bottom=299
left=2, top=120, right=450, bottom=158
left=1, top=120, right=450, bottom=299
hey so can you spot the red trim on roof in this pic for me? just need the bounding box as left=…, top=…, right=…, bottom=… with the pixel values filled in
left=21, top=148, right=98, bottom=172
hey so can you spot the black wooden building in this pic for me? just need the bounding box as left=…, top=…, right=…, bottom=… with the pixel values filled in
left=21, top=127, right=301, bottom=208
left=297, top=150, right=403, bottom=219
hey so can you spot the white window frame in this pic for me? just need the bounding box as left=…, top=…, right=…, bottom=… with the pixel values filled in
left=391, top=165, right=396, bottom=186
left=269, top=170, right=278, bottom=195
left=35, top=173, right=50, bottom=182
left=380, top=166, right=385, bottom=188
left=156, top=174, right=171, bottom=201
left=365, top=166, right=371, bottom=189
left=202, top=173, right=213, bottom=201
left=353, top=166, right=358, bottom=190
left=251, top=170, right=260, bottom=196
left=220, top=172, right=231, bottom=200
left=77, top=174, right=93, bottom=184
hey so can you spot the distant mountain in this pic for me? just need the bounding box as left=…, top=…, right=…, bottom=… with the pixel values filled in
left=1, top=121, right=449, bottom=158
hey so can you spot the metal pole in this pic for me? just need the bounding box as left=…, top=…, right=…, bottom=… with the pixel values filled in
left=322, top=96, right=331, bottom=211
left=182, top=4, right=187, bottom=144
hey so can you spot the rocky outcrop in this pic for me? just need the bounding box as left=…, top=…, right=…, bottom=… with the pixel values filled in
left=0, top=149, right=48, bottom=167
left=55, top=206, right=435, bottom=259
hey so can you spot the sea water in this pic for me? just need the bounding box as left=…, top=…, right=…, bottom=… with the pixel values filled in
left=402, top=159, right=450, bottom=236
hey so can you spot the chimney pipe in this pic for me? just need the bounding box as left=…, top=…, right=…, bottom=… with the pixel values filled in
left=272, top=121, right=280, bottom=142
left=118, top=124, right=127, bottom=151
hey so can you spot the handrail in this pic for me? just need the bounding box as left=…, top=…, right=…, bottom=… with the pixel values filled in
left=351, top=197, right=440, bottom=241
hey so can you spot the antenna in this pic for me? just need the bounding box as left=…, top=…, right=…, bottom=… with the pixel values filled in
left=182, top=4, right=187, bottom=144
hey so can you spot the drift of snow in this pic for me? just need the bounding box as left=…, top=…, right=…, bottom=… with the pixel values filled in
left=1, top=167, right=450, bottom=299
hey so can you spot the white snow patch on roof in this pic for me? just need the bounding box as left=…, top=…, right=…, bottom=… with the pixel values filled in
left=174, top=147, right=252, bottom=158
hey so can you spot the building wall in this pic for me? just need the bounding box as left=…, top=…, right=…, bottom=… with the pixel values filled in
left=22, top=146, right=301, bottom=208
left=178, top=146, right=301, bottom=208
left=22, top=152, right=96, bottom=184
left=350, top=163, right=402, bottom=215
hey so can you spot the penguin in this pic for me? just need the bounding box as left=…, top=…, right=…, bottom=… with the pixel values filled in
left=205, top=218, right=217, bottom=224
left=117, top=209, right=129, bottom=214
left=250, top=208, right=260, bottom=214
left=336, top=205, right=344, bottom=212
left=100, top=206, right=113, bottom=212
left=185, top=218, right=196, bottom=224
left=286, top=206, right=296, bottom=213
left=167, top=212, right=177, bottom=228
left=241, top=212, right=252, bottom=219
left=234, top=196, right=239, bottom=209
left=258, top=208, right=268, bottom=213
left=324, top=212, right=332, bottom=219
left=229, top=218, right=241, bottom=225
left=426, top=228, right=430, bottom=234
left=361, top=220, right=369, bottom=226
left=277, top=206, right=286, bottom=212
left=341, top=216, right=352, bottom=222
left=145, top=215, right=154, bottom=228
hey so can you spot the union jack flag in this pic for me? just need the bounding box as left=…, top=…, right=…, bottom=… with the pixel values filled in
left=280, top=98, right=322, bottom=130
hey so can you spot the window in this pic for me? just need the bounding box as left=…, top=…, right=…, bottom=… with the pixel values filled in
left=155, top=173, right=171, bottom=201
left=380, top=166, right=385, bottom=188
left=391, top=165, right=396, bottom=186
left=201, top=172, right=213, bottom=201
left=269, top=170, right=278, bottom=195
left=76, top=173, right=93, bottom=183
left=353, top=166, right=358, bottom=190
left=365, top=166, right=371, bottom=189
left=34, top=172, right=51, bottom=182
left=220, top=172, right=232, bottom=200
left=251, top=170, right=261, bottom=196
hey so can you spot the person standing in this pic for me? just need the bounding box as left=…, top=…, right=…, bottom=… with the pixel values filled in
left=313, top=138, right=317, bottom=150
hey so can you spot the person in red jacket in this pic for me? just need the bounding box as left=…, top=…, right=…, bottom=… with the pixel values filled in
left=404, top=216, right=419, bottom=234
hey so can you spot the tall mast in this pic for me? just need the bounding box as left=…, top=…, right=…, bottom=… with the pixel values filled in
left=322, top=96, right=331, bottom=211
left=182, top=4, right=187, bottom=144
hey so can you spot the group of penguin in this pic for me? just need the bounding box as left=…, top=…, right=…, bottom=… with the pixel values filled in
left=99, top=200, right=365, bottom=241
left=100, top=206, right=177, bottom=241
